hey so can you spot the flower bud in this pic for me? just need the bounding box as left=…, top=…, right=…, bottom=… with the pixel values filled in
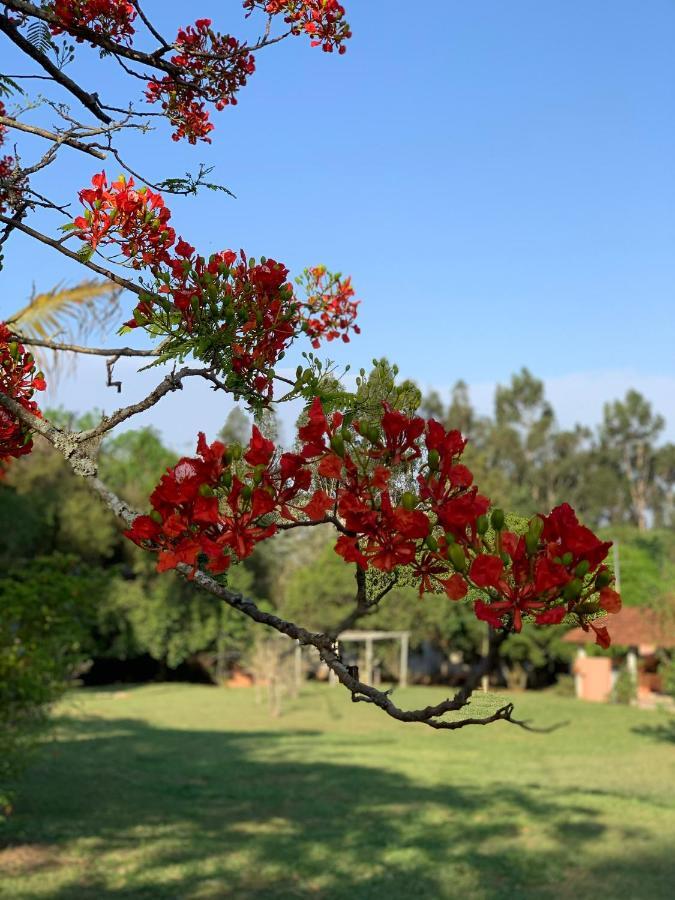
left=528, top=516, right=544, bottom=539
left=490, top=508, right=505, bottom=531
left=595, top=569, right=612, bottom=590
left=240, top=484, right=253, bottom=502
left=425, top=534, right=439, bottom=552
left=401, top=491, right=418, bottom=511
left=563, top=578, right=583, bottom=601
left=150, top=510, right=163, bottom=524
left=575, top=601, right=600, bottom=616
left=575, top=560, right=590, bottom=578
left=444, top=531, right=456, bottom=546
left=561, top=551, right=573, bottom=566
left=198, top=484, right=215, bottom=497
left=223, top=471, right=232, bottom=489
left=428, top=449, right=440, bottom=471
left=252, top=466, right=265, bottom=486
left=449, top=543, right=466, bottom=572
left=330, top=434, right=345, bottom=457
left=231, top=445, right=243, bottom=461
left=476, top=514, right=489, bottom=535
left=525, top=533, right=539, bottom=556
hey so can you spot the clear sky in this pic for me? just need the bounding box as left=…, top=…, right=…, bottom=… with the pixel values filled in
left=1, top=1, right=674, bottom=448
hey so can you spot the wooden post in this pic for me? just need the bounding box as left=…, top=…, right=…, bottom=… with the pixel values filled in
left=294, top=642, right=302, bottom=690
left=626, top=648, right=638, bottom=682
left=365, top=636, right=373, bottom=685
left=574, top=646, right=586, bottom=698
left=399, top=633, right=409, bottom=689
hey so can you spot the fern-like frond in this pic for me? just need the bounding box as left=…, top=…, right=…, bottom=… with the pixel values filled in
left=26, top=20, right=53, bottom=55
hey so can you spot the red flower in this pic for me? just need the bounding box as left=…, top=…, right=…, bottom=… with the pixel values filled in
left=474, top=600, right=505, bottom=629
left=469, top=555, right=504, bottom=589
left=244, top=425, right=275, bottom=467
left=534, top=606, right=567, bottom=626
left=599, top=587, right=622, bottom=614
left=49, top=0, right=137, bottom=43
left=443, top=574, right=468, bottom=601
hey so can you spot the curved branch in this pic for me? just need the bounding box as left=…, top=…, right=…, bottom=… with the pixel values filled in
left=0, top=13, right=112, bottom=124
left=0, top=116, right=107, bottom=159
left=0, top=214, right=146, bottom=297
left=15, top=335, right=158, bottom=358
left=0, top=390, right=530, bottom=734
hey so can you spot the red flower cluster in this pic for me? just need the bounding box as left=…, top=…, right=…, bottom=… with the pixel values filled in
left=127, top=398, right=620, bottom=646
left=125, top=427, right=330, bottom=574
left=49, top=0, right=136, bottom=43
left=71, top=175, right=359, bottom=401
left=244, top=1, right=352, bottom=53
left=146, top=19, right=255, bottom=143
left=299, top=265, right=361, bottom=349
left=73, top=172, right=174, bottom=266
left=0, top=324, right=46, bottom=476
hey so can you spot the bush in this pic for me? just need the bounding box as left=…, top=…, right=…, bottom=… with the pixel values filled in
left=612, top=670, right=637, bottom=705
left=0, top=555, right=105, bottom=813
left=661, top=655, right=675, bottom=699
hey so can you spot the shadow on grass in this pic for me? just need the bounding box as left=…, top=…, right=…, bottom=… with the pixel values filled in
left=631, top=716, right=675, bottom=744
left=0, top=714, right=671, bottom=900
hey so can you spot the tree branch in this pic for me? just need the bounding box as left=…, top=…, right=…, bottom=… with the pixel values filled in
left=0, top=116, right=107, bottom=159
left=0, top=391, right=533, bottom=734
left=0, top=13, right=112, bottom=124
left=0, top=214, right=145, bottom=297
left=14, top=335, right=158, bottom=358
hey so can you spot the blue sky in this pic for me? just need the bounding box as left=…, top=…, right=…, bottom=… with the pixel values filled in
left=1, top=1, right=674, bottom=448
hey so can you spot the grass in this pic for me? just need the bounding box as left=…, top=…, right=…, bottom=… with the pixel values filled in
left=1, top=683, right=674, bottom=900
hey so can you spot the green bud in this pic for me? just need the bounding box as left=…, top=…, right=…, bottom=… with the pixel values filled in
left=490, top=508, right=505, bottom=531
left=8, top=341, right=18, bottom=360
left=575, top=560, right=590, bottom=578
left=150, top=510, right=163, bottom=524
left=528, top=516, right=544, bottom=539
left=563, top=578, right=583, bottom=601
left=561, top=551, right=573, bottom=566
left=198, top=484, right=215, bottom=497
left=525, top=533, right=539, bottom=556
left=223, top=471, right=232, bottom=489
left=449, top=543, right=467, bottom=572
left=575, top=601, right=600, bottom=616
left=574, top=600, right=600, bottom=616
left=595, top=569, right=612, bottom=590
left=425, top=534, right=439, bottom=552
left=476, top=514, right=489, bottom=535
left=252, top=466, right=265, bottom=486
left=330, top=434, right=345, bottom=457
left=428, top=449, right=440, bottom=471
left=401, top=491, right=418, bottom=511
left=240, top=485, right=253, bottom=502
left=444, top=531, right=456, bottom=546
left=231, top=445, right=243, bottom=461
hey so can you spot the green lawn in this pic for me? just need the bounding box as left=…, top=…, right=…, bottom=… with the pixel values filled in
left=1, top=684, right=674, bottom=900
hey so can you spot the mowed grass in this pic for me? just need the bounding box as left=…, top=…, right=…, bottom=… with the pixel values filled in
left=1, top=684, right=674, bottom=900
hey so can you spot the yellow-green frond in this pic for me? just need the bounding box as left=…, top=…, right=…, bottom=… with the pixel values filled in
left=8, top=279, right=122, bottom=341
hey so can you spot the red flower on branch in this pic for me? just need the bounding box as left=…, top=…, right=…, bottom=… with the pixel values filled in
left=49, top=0, right=137, bottom=43
left=146, top=20, right=255, bottom=143
left=0, top=324, right=46, bottom=475
left=299, top=266, right=361, bottom=349
left=244, top=1, right=352, bottom=53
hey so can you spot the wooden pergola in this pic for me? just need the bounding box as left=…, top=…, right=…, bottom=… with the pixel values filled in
left=335, top=630, right=410, bottom=688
